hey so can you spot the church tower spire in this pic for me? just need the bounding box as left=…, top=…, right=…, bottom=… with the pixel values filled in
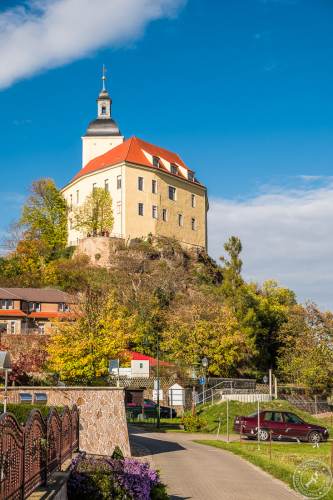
left=97, top=65, right=111, bottom=119
left=82, top=66, right=124, bottom=167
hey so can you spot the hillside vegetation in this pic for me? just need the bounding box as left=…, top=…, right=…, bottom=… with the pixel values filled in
left=0, top=178, right=333, bottom=389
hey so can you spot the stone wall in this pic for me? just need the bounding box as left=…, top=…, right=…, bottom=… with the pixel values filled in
left=4, top=386, right=130, bottom=457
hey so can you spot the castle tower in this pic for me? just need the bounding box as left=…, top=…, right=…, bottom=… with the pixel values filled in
left=82, top=66, right=124, bottom=167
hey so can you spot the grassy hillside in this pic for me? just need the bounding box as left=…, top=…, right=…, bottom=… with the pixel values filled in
left=195, top=399, right=333, bottom=434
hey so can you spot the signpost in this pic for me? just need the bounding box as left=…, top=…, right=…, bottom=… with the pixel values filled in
left=109, top=359, right=120, bottom=387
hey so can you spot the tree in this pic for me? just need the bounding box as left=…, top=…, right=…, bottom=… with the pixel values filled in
left=277, top=303, right=333, bottom=393
left=74, top=187, right=114, bottom=235
left=162, top=296, right=256, bottom=376
left=47, top=290, right=135, bottom=384
left=20, top=178, right=68, bottom=257
left=219, top=236, right=244, bottom=312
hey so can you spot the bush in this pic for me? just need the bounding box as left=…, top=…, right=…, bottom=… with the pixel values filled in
left=182, top=413, right=207, bottom=432
left=1, top=404, right=63, bottom=425
left=67, top=452, right=168, bottom=500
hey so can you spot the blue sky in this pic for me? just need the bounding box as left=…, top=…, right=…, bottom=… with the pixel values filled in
left=1, top=0, right=333, bottom=308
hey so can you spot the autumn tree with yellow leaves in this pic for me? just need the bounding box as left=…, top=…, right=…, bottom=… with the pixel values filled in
left=47, top=290, right=135, bottom=384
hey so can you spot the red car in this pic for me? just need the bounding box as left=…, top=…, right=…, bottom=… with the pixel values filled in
left=234, top=410, right=329, bottom=443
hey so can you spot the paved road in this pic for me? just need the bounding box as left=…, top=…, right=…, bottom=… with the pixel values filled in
left=129, top=427, right=300, bottom=500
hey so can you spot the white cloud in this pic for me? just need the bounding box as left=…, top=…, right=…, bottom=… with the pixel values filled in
left=208, top=183, right=333, bottom=311
left=0, top=0, right=186, bottom=89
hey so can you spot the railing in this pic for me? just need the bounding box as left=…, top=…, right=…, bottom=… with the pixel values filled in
left=0, top=405, right=79, bottom=500
left=195, top=378, right=259, bottom=406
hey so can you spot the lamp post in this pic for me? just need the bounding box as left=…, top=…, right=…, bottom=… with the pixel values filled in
left=0, top=351, right=12, bottom=413
left=202, top=357, right=208, bottom=404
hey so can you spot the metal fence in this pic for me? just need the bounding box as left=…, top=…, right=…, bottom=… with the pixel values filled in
left=0, top=405, right=79, bottom=500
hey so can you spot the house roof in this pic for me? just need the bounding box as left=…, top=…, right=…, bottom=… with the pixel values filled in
left=128, top=350, right=172, bottom=367
left=71, top=136, right=200, bottom=184
left=0, top=310, right=27, bottom=317
left=28, top=312, right=73, bottom=319
left=0, top=288, right=73, bottom=303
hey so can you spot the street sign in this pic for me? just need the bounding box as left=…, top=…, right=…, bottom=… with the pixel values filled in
left=198, top=376, right=206, bottom=385
left=109, top=359, right=119, bottom=373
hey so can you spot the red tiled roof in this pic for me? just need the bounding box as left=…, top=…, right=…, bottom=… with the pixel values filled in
left=29, top=312, right=73, bottom=319
left=0, top=310, right=27, bottom=317
left=71, top=136, right=195, bottom=183
left=127, top=350, right=173, bottom=367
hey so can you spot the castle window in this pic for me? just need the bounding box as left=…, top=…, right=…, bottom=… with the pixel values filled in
left=191, top=217, right=197, bottom=231
left=76, top=190, right=79, bottom=204
left=188, top=172, right=194, bottom=182
left=168, top=186, right=176, bottom=201
left=69, top=194, right=73, bottom=210
left=105, top=179, right=109, bottom=192
left=152, top=205, right=158, bottom=219
left=92, top=183, right=97, bottom=191
left=101, top=105, right=107, bottom=115
left=191, top=194, right=196, bottom=208
left=117, top=175, right=122, bottom=189
left=138, top=203, right=144, bottom=216
left=152, top=180, right=157, bottom=194
left=152, top=156, right=160, bottom=167
left=69, top=218, right=73, bottom=230
left=170, top=163, right=178, bottom=175
left=138, top=176, right=144, bottom=191
left=178, top=214, right=183, bottom=227
left=162, top=209, right=168, bottom=222
left=117, top=201, right=122, bottom=214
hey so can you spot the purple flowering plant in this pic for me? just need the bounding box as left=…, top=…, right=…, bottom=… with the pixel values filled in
left=67, top=451, right=168, bottom=500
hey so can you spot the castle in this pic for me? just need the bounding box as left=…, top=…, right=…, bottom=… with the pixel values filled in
left=62, top=69, right=208, bottom=250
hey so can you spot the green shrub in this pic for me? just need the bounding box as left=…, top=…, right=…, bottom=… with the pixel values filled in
left=111, top=446, right=124, bottom=460
left=182, top=413, right=207, bottom=432
left=151, top=482, right=169, bottom=499
left=0, top=404, right=63, bottom=425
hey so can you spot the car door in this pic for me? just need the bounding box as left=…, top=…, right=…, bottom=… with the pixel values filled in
left=283, top=412, right=307, bottom=440
left=262, top=411, right=284, bottom=437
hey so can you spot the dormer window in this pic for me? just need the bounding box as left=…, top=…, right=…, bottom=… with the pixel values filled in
left=152, top=156, right=160, bottom=167
left=188, top=172, right=194, bottom=182
left=170, top=163, right=178, bottom=175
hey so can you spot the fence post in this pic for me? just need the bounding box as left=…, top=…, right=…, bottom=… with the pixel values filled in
left=257, top=399, right=260, bottom=450
left=274, top=376, right=278, bottom=399
left=269, top=430, right=272, bottom=460
left=226, top=398, right=229, bottom=443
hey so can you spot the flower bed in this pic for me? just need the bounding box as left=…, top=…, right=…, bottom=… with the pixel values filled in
left=67, top=450, right=168, bottom=500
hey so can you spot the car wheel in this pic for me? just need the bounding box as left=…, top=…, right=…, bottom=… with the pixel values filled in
left=308, top=431, right=321, bottom=444
left=258, top=429, right=270, bottom=441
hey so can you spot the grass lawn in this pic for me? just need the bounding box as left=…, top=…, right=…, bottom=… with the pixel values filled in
left=194, top=399, right=333, bottom=436
left=196, top=439, right=333, bottom=498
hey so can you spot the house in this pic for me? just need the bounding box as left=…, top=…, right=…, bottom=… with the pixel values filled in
left=62, top=69, right=209, bottom=251
left=0, top=288, right=73, bottom=336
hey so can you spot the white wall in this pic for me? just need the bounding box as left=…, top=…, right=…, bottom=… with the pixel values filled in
left=82, top=135, right=124, bottom=167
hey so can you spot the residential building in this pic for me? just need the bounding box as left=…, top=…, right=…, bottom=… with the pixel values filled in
left=62, top=70, right=209, bottom=250
left=0, top=288, right=73, bottom=336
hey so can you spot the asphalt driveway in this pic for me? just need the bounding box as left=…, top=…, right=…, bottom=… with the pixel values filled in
left=129, top=427, right=300, bottom=500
